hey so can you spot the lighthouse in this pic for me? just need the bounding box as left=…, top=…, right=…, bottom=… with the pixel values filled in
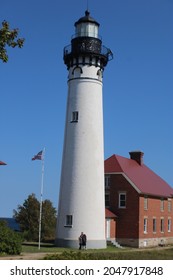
left=55, top=10, right=113, bottom=249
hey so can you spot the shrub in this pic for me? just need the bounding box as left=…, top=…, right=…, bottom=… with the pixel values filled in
left=0, top=221, right=22, bottom=255
left=44, top=250, right=117, bottom=260
left=43, top=248, right=173, bottom=260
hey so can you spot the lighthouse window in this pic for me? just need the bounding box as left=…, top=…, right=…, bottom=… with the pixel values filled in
left=71, top=111, right=79, bottom=122
left=65, top=215, right=73, bottom=227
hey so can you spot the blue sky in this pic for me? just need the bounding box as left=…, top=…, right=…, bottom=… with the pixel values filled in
left=0, top=0, right=173, bottom=217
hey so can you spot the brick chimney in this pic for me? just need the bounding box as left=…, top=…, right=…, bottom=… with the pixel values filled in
left=129, top=151, right=144, bottom=165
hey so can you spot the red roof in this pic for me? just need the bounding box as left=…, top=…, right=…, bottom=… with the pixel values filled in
left=0, top=161, right=7, bottom=165
left=105, top=208, right=117, bottom=218
left=105, top=154, right=173, bottom=198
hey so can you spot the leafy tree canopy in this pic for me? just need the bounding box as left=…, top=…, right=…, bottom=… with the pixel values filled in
left=13, top=193, right=57, bottom=242
left=0, top=20, right=24, bottom=62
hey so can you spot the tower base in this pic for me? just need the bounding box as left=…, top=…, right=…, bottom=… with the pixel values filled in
left=55, top=238, right=107, bottom=249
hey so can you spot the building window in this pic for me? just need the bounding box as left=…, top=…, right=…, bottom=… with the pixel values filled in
left=160, top=198, right=164, bottom=211
left=153, top=218, right=156, bottom=233
left=168, top=219, right=171, bottom=232
left=144, top=196, right=148, bottom=210
left=144, top=218, right=148, bottom=233
left=119, top=193, right=126, bottom=208
left=71, top=111, right=78, bottom=122
left=160, top=218, right=164, bottom=233
left=168, top=199, right=172, bottom=212
left=105, top=175, right=110, bottom=188
left=105, top=193, right=110, bottom=207
left=65, top=215, right=73, bottom=227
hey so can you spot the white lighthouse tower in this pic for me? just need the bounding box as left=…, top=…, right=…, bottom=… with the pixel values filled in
left=55, top=10, right=113, bottom=249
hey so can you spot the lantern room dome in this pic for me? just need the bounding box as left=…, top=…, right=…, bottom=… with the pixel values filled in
left=74, top=10, right=100, bottom=27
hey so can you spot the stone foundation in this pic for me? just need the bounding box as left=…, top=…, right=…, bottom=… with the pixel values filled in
left=117, top=237, right=173, bottom=248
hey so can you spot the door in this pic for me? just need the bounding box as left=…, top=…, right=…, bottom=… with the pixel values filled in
left=106, top=219, right=111, bottom=239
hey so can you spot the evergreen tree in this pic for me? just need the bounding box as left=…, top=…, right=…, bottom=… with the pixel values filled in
left=14, top=193, right=39, bottom=241
left=13, top=193, right=57, bottom=241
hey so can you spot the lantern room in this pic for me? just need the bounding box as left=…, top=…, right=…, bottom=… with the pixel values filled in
left=74, top=10, right=99, bottom=38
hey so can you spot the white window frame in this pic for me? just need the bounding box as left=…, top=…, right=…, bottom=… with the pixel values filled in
left=119, top=192, right=126, bottom=208
left=105, top=175, right=110, bottom=188
left=144, top=218, right=148, bottom=234
left=160, top=218, right=164, bottom=233
left=168, top=219, right=171, bottom=232
left=168, top=199, right=172, bottom=212
left=153, top=218, right=156, bottom=233
left=144, top=196, right=148, bottom=210
left=160, top=198, right=164, bottom=211
left=105, top=192, right=110, bottom=207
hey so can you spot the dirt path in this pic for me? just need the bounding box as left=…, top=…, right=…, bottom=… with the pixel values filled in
left=0, top=252, right=52, bottom=260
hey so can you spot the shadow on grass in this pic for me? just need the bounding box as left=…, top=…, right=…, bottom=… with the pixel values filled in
left=22, top=242, right=55, bottom=248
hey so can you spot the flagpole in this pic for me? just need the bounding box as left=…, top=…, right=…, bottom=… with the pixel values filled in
left=38, top=147, right=45, bottom=250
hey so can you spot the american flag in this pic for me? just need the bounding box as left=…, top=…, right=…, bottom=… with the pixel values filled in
left=0, top=161, right=7, bottom=165
left=32, top=151, right=43, bottom=161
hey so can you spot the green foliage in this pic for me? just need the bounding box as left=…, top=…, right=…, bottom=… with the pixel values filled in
left=0, top=20, right=24, bottom=62
left=14, top=193, right=40, bottom=241
left=43, top=250, right=118, bottom=260
left=44, top=250, right=89, bottom=260
left=13, top=193, right=57, bottom=242
left=44, top=248, right=173, bottom=260
left=41, top=200, right=57, bottom=241
left=0, top=221, right=22, bottom=255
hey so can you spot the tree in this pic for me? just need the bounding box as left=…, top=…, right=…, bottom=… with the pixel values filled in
left=0, top=20, right=24, bottom=62
left=0, top=221, right=22, bottom=255
left=14, top=193, right=40, bottom=241
left=13, top=193, right=57, bottom=242
left=42, top=199, right=57, bottom=241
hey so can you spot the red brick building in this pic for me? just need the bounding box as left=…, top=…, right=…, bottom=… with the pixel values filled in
left=105, top=151, right=173, bottom=248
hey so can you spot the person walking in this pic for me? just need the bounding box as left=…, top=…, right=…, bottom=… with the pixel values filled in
left=82, top=233, right=87, bottom=249
left=78, top=232, right=87, bottom=249
left=79, top=232, right=83, bottom=250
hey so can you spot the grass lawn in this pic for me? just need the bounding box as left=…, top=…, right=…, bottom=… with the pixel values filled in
left=21, top=243, right=173, bottom=260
